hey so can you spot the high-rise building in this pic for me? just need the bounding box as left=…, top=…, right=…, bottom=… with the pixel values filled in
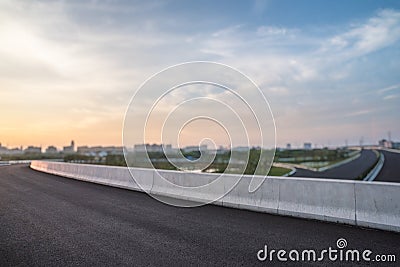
left=63, top=140, right=75, bottom=154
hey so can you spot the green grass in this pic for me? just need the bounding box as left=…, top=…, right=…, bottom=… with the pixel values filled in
left=268, top=166, right=291, bottom=176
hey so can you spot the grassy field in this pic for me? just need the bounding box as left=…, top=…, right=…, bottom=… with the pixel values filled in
left=267, top=166, right=291, bottom=176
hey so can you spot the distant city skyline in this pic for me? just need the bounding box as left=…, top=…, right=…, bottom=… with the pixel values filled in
left=1, top=136, right=399, bottom=152
left=1, top=1, right=399, bottom=148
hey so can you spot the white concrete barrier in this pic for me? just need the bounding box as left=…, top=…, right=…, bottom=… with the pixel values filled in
left=151, top=170, right=231, bottom=206
left=221, top=174, right=279, bottom=214
left=30, top=161, right=400, bottom=232
left=276, top=177, right=356, bottom=224
left=31, top=161, right=143, bottom=191
left=355, top=181, right=400, bottom=232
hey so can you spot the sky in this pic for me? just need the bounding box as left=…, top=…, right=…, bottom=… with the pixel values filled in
left=0, top=0, right=400, bottom=149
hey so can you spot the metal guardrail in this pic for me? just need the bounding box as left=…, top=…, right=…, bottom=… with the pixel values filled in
left=0, top=160, right=31, bottom=165
left=0, top=159, right=64, bottom=165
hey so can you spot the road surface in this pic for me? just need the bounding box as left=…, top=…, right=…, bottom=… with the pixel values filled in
left=292, top=150, right=377, bottom=180
left=1, top=164, right=399, bottom=266
left=374, top=150, right=400, bottom=183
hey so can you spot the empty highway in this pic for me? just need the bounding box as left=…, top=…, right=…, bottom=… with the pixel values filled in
left=292, top=150, right=377, bottom=180
left=1, top=164, right=399, bottom=266
left=375, top=150, right=400, bottom=183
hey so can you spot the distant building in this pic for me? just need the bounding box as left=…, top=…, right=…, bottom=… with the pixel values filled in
left=303, top=143, right=312, bottom=150
left=45, top=146, right=58, bottom=154
left=380, top=139, right=400, bottom=149
left=77, top=146, right=90, bottom=154
left=77, top=146, right=123, bottom=156
left=63, top=140, right=75, bottom=154
left=8, top=147, right=23, bottom=155
left=0, top=143, right=7, bottom=154
left=134, top=144, right=170, bottom=153
left=25, top=146, right=41, bottom=154
left=101, top=146, right=123, bottom=155
left=0, top=143, right=24, bottom=155
left=286, top=143, right=291, bottom=149
left=379, top=139, right=392, bottom=148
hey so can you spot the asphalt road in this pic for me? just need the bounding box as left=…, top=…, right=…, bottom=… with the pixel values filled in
left=374, top=150, right=400, bottom=183
left=292, top=150, right=377, bottom=179
left=1, top=164, right=399, bottom=266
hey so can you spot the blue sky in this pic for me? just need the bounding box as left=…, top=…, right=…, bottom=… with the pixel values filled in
left=0, top=0, right=399, bottom=148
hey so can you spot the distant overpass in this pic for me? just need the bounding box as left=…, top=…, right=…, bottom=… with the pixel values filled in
left=292, top=149, right=377, bottom=179
left=1, top=164, right=399, bottom=266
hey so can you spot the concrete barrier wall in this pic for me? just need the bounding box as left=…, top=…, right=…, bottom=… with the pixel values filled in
left=276, top=177, right=356, bottom=224
left=30, top=160, right=150, bottom=191
left=355, top=181, right=400, bottom=232
left=30, top=161, right=400, bottom=232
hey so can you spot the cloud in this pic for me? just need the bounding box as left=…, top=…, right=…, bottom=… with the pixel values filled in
left=212, top=25, right=243, bottom=37
left=352, top=9, right=400, bottom=53
left=267, top=86, right=289, bottom=95
left=320, top=9, right=400, bottom=59
left=383, top=94, right=399, bottom=100
left=378, top=83, right=400, bottom=93
left=0, top=1, right=399, bottom=147
left=345, top=109, right=374, bottom=117
left=256, top=26, right=288, bottom=36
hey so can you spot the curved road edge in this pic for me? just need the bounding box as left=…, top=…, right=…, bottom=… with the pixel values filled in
left=363, top=152, right=385, bottom=182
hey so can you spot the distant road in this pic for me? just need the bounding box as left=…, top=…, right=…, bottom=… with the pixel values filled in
left=374, top=150, right=400, bottom=183
left=292, top=149, right=377, bottom=179
left=1, top=164, right=399, bottom=266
